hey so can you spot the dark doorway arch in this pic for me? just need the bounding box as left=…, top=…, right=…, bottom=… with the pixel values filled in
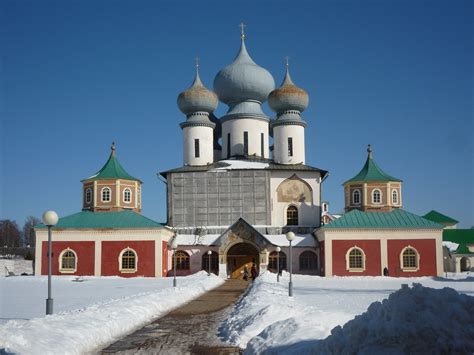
left=460, top=257, right=471, bottom=272
left=227, top=243, right=259, bottom=279
left=202, top=251, right=219, bottom=275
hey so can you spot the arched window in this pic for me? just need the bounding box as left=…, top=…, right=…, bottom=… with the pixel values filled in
left=286, top=205, right=299, bottom=226
left=101, top=187, right=111, bottom=202
left=299, top=251, right=317, bottom=270
left=352, top=190, right=361, bottom=205
left=392, top=189, right=398, bottom=205
left=346, top=247, right=365, bottom=271
left=174, top=251, right=190, bottom=270
left=85, top=188, right=92, bottom=204
left=401, top=247, right=419, bottom=271
left=123, top=188, right=131, bottom=203
left=119, top=248, right=137, bottom=273
left=372, top=189, right=382, bottom=204
left=202, top=251, right=219, bottom=275
left=59, top=249, right=76, bottom=273
left=268, top=251, right=287, bottom=272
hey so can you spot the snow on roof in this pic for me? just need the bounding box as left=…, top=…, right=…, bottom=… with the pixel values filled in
left=175, top=233, right=316, bottom=247
left=212, top=160, right=270, bottom=171
left=443, top=241, right=460, bottom=252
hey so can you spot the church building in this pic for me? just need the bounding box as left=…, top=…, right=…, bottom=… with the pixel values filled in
left=34, top=29, right=444, bottom=278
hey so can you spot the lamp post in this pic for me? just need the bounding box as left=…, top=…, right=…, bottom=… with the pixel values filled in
left=443, top=256, right=448, bottom=278
left=276, top=246, right=281, bottom=283
left=207, top=250, right=212, bottom=276
left=42, top=210, right=58, bottom=315
left=170, top=236, right=178, bottom=287
left=286, top=231, right=295, bottom=297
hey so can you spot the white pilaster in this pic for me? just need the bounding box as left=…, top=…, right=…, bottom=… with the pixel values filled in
left=380, top=237, right=388, bottom=274
left=93, top=180, right=97, bottom=208
left=155, top=239, right=161, bottom=277
left=325, top=239, right=333, bottom=276
left=94, top=240, right=102, bottom=276
left=115, top=180, right=120, bottom=207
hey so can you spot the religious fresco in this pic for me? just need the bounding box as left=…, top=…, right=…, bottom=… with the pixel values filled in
left=277, top=174, right=313, bottom=203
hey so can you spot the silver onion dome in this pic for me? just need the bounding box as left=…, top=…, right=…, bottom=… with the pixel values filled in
left=268, top=65, right=309, bottom=113
left=177, top=66, right=218, bottom=115
left=213, top=38, right=275, bottom=105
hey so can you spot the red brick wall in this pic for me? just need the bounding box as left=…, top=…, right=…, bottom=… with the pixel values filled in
left=388, top=239, right=437, bottom=277
left=41, top=241, right=95, bottom=276
left=101, top=241, right=155, bottom=277
left=332, top=240, right=381, bottom=276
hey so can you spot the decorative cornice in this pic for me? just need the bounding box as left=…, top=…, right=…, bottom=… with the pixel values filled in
left=271, top=119, right=307, bottom=128
left=180, top=121, right=216, bottom=129
left=220, top=114, right=270, bottom=123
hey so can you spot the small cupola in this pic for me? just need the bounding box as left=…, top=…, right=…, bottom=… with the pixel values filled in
left=343, top=145, right=403, bottom=212
left=81, top=142, right=142, bottom=213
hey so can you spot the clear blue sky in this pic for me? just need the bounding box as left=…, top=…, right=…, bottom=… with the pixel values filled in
left=1, top=0, right=473, bottom=227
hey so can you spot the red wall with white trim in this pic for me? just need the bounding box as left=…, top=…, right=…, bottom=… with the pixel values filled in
left=101, top=241, right=155, bottom=277
left=41, top=241, right=95, bottom=276
left=332, top=240, right=381, bottom=276
left=387, top=239, right=437, bottom=277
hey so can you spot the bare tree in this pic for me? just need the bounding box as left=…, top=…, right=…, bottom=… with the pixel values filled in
left=0, top=220, right=21, bottom=247
left=23, top=216, right=40, bottom=247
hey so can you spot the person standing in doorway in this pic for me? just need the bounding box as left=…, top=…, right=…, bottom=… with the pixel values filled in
left=243, top=265, right=249, bottom=281
left=251, top=263, right=258, bottom=280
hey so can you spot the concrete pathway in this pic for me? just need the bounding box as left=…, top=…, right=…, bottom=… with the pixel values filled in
left=101, top=279, right=249, bottom=354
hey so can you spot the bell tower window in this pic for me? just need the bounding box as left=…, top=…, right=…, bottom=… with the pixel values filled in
left=392, top=189, right=398, bottom=205
left=372, top=189, right=382, bottom=204
left=101, top=187, right=111, bottom=202
left=352, top=189, right=361, bottom=205
left=123, top=188, right=131, bottom=203
left=261, top=133, right=264, bottom=157
left=243, top=131, right=249, bottom=156
left=85, top=188, right=92, bottom=204
left=288, top=137, right=293, bottom=157
left=227, top=133, right=231, bottom=158
left=194, top=139, right=200, bottom=158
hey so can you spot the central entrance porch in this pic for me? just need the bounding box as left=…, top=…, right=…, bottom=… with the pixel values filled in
left=226, top=243, right=259, bottom=279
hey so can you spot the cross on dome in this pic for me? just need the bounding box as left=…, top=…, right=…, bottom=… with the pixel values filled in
left=239, top=22, right=246, bottom=40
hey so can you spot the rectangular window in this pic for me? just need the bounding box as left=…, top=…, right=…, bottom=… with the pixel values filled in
left=243, top=131, right=249, bottom=156
left=227, top=133, right=231, bottom=158
left=194, top=139, right=200, bottom=158
left=288, top=137, right=293, bottom=157
left=261, top=133, right=264, bottom=157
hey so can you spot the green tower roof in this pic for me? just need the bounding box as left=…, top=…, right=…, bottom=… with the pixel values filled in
left=83, top=143, right=141, bottom=182
left=423, top=210, right=459, bottom=225
left=344, top=145, right=402, bottom=184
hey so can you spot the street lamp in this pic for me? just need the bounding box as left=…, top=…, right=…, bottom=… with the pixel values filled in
left=42, top=210, right=58, bottom=315
left=207, top=250, right=212, bottom=276
left=170, top=236, right=178, bottom=287
left=276, top=246, right=281, bottom=283
left=286, top=231, right=295, bottom=297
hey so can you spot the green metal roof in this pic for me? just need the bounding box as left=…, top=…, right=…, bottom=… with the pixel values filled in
left=344, top=145, right=401, bottom=184
left=324, top=209, right=443, bottom=229
left=35, top=210, right=163, bottom=229
left=443, top=229, right=474, bottom=255
left=423, top=210, right=459, bottom=225
left=83, top=144, right=140, bottom=182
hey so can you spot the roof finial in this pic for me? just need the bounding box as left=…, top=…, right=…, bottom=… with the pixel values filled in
left=367, top=144, right=372, bottom=158
left=239, top=22, right=246, bottom=40
left=285, top=56, right=290, bottom=69
left=195, top=57, right=200, bottom=73
left=111, top=141, right=116, bottom=156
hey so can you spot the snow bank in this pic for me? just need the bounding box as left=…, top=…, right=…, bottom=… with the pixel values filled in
left=315, top=283, right=474, bottom=354
left=0, top=272, right=224, bottom=354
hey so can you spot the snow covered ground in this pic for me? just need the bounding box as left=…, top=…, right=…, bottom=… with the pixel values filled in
left=0, top=272, right=224, bottom=354
left=220, top=272, right=474, bottom=354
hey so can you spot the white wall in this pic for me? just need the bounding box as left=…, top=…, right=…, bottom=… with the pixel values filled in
left=221, top=118, right=269, bottom=158
left=183, top=125, right=214, bottom=166
left=1, top=259, right=33, bottom=276
left=273, top=125, right=305, bottom=164
left=270, top=171, right=322, bottom=227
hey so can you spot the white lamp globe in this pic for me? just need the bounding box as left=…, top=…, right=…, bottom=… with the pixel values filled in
left=207, top=250, right=212, bottom=255
left=42, top=210, right=59, bottom=226
left=170, top=237, right=178, bottom=250
left=276, top=246, right=281, bottom=252
left=286, top=231, right=295, bottom=242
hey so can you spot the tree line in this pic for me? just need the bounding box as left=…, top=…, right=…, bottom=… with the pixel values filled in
left=0, top=216, right=40, bottom=248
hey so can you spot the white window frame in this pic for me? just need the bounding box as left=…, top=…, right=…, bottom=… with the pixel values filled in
left=346, top=247, right=366, bottom=272
left=118, top=247, right=138, bottom=273
left=372, top=189, right=382, bottom=204
left=58, top=248, right=77, bottom=274
left=392, top=189, right=398, bottom=205
left=400, top=246, right=420, bottom=272
left=352, top=189, right=361, bottom=205
left=101, top=187, right=111, bottom=202
left=123, top=188, right=132, bottom=204
left=285, top=204, right=299, bottom=226
left=85, top=188, right=92, bottom=204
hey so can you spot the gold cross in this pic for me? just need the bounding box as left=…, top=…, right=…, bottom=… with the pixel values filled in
left=195, top=57, right=200, bottom=69
left=239, top=22, right=246, bottom=39
left=285, top=56, right=290, bottom=68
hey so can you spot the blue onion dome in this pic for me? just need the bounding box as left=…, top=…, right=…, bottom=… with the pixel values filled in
left=177, top=68, right=218, bottom=115
left=268, top=66, right=309, bottom=113
left=213, top=39, right=275, bottom=105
